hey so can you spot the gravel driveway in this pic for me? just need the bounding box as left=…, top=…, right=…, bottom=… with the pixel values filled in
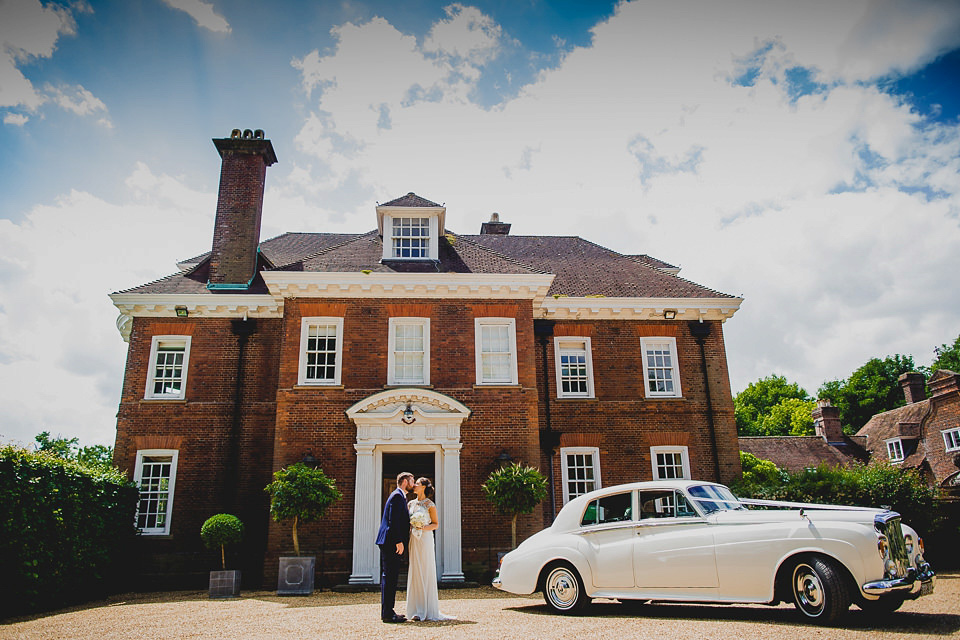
left=4, top=573, right=959, bottom=640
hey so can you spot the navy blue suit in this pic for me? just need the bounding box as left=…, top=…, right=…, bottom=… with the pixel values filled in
left=377, top=486, right=410, bottom=620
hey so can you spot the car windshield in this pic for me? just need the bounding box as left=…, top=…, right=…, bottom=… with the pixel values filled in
left=686, top=485, right=743, bottom=514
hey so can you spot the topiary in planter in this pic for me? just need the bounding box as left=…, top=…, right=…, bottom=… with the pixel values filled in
left=201, top=514, right=244, bottom=570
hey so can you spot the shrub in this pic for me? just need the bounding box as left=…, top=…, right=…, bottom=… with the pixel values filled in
left=0, top=445, right=138, bottom=618
left=482, top=463, right=548, bottom=549
left=264, top=463, right=342, bottom=556
left=201, top=514, right=244, bottom=570
left=732, top=458, right=939, bottom=535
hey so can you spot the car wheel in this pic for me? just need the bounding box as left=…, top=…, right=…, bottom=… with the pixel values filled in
left=542, top=563, right=589, bottom=614
left=858, top=595, right=905, bottom=615
left=791, top=556, right=850, bottom=624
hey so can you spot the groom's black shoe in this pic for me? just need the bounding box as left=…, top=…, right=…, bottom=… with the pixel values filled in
left=382, top=614, right=406, bottom=623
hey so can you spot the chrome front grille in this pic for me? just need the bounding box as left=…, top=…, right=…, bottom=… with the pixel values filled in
left=875, top=512, right=910, bottom=578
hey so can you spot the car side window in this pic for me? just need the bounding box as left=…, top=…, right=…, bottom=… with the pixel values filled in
left=581, top=492, right=633, bottom=526
left=639, top=490, right=697, bottom=519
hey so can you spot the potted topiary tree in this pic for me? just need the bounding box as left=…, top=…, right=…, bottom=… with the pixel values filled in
left=482, top=462, right=548, bottom=550
left=264, top=462, right=342, bottom=595
left=201, top=513, right=244, bottom=598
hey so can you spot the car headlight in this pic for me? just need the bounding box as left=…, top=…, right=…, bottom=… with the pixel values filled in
left=877, top=534, right=889, bottom=561
left=904, top=534, right=914, bottom=555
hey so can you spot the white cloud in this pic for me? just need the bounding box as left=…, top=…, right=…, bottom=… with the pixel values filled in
left=0, top=0, right=111, bottom=125
left=0, top=0, right=76, bottom=110
left=0, top=164, right=215, bottom=446
left=161, top=0, right=230, bottom=34
left=284, top=0, right=960, bottom=395
left=3, top=112, right=29, bottom=126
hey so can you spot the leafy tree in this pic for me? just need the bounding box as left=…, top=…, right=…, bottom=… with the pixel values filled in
left=34, top=431, right=79, bottom=459
left=737, top=452, right=784, bottom=487
left=482, top=462, right=548, bottom=549
left=757, top=397, right=816, bottom=436
left=931, top=333, right=960, bottom=374
left=264, top=463, right=342, bottom=556
left=735, top=375, right=811, bottom=435
left=201, top=514, right=244, bottom=570
left=818, top=355, right=917, bottom=433
left=33, top=432, right=114, bottom=472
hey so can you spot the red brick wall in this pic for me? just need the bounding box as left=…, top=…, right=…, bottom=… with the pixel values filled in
left=114, top=306, right=740, bottom=586
left=113, top=316, right=281, bottom=585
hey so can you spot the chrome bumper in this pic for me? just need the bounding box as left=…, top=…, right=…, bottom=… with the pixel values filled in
left=862, top=563, right=935, bottom=597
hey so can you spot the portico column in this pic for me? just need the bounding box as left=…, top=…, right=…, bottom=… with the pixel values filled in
left=349, top=443, right=377, bottom=584
left=440, top=442, right=465, bottom=582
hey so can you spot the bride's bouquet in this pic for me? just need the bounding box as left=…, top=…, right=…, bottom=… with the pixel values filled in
left=409, top=508, right=431, bottom=539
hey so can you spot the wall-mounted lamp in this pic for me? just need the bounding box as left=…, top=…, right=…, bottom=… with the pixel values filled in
left=402, top=402, right=416, bottom=424
left=663, top=309, right=676, bottom=320
left=301, top=451, right=320, bottom=468
left=175, top=306, right=189, bottom=318
left=495, top=449, right=514, bottom=466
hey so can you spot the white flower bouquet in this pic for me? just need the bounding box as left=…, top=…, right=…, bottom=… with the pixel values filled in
left=410, top=508, right=431, bottom=539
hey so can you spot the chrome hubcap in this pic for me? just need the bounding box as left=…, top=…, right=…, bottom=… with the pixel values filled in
left=794, top=564, right=824, bottom=615
left=547, top=568, right=577, bottom=609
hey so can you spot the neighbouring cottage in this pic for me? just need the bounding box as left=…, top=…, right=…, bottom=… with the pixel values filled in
left=110, top=129, right=744, bottom=588
left=740, top=371, right=960, bottom=496
left=856, top=370, right=960, bottom=494
left=739, top=401, right=868, bottom=472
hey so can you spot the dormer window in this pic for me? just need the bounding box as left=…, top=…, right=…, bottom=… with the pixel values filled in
left=392, top=217, right=430, bottom=258
left=377, top=192, right=445, bottom=262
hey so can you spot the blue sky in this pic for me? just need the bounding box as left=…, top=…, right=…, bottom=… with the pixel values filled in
left=1, top=0, right=959, bottom=448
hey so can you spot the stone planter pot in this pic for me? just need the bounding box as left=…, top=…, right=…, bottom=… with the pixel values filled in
left=277, top=557, right=315, bottom=595
left=209, top=569, right=241, bottom=598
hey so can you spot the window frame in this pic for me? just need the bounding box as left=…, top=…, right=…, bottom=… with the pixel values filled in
left=133, top=449, right=179, bottom=536
left=144, top=335, right=192, bottom=400
left=297, top=316, right=344, bottom=386
left=650, top=445, right=691, bottom=480
left=560, top=446, right=602, bottom=504
left=639, top=336, right=682, bottom=398
left=885, top=437, right=905, bottom=462
left=553, top=336, right=595, bottom=398
left=944, top=428, right=960, bottom=452
left=384, top=214, right=438, bottom=260
left=387, top=317, right=430, bottom=385
left=474, top=317, right=518, bottom=385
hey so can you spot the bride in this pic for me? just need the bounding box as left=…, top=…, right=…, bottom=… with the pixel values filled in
left=405, top=477, right=454, bottom=621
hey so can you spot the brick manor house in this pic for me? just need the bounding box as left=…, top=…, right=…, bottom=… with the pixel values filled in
left=110, top=130, right=743, bottom=587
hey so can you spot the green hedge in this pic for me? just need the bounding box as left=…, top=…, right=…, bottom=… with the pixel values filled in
left=0, top=445, right=139, bottom=617
left=732, top=453, right=959, bottom=567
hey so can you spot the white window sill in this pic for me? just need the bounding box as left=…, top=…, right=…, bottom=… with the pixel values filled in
left=472, top=384, right=522, bottom=389
left=140, top=398, right=187, bottom=404
left=293, top=384, right=344, bottom=390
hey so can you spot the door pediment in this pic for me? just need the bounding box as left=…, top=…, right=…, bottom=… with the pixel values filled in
left=346, top=388, right=471, bottom=443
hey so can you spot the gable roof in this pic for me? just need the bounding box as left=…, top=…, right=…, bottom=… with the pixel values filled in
left=739, top=436, right=866, bottom=473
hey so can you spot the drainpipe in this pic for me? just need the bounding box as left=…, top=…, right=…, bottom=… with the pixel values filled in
left=226, top=317, right=257, bottom=511
left=688, top=320, right=721, bottom=482
left=534, top=319, right=559, bottom=522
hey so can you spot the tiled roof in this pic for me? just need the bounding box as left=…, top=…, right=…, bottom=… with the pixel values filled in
left=855, top=401, right=931, bottom=469
left=379, top=192, right=442, bottom=208
left=738, top=436, right=865, bottom=473
left=626, top=254, right=678, bottom=271
left=117, top=229, right=735, bottom=299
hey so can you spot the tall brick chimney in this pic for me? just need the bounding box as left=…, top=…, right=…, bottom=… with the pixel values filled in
left=899, top=372, right=926, bottom=404
left=812, top=399, right=844, bottom=443
left=208, top=129, right=278, bottom=290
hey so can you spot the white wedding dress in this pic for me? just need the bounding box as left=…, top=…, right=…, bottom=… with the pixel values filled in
left=405, top=499, right=454, bottom=621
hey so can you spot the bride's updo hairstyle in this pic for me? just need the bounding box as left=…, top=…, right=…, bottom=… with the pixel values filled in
left=416, top=477, right=435, bottom=500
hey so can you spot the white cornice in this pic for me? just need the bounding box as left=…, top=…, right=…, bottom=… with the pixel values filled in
left=261, top=272, right=555, bottom=303
left=538, top=296, right=743, bottom=322
left=109, top=293, right=282, bottom=319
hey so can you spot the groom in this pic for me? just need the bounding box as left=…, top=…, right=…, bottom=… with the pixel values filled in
left=377, top=471, right=414, bottom=623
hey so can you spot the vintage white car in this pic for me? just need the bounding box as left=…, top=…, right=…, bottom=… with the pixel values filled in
left=493, top=480, right=935, bottom=624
